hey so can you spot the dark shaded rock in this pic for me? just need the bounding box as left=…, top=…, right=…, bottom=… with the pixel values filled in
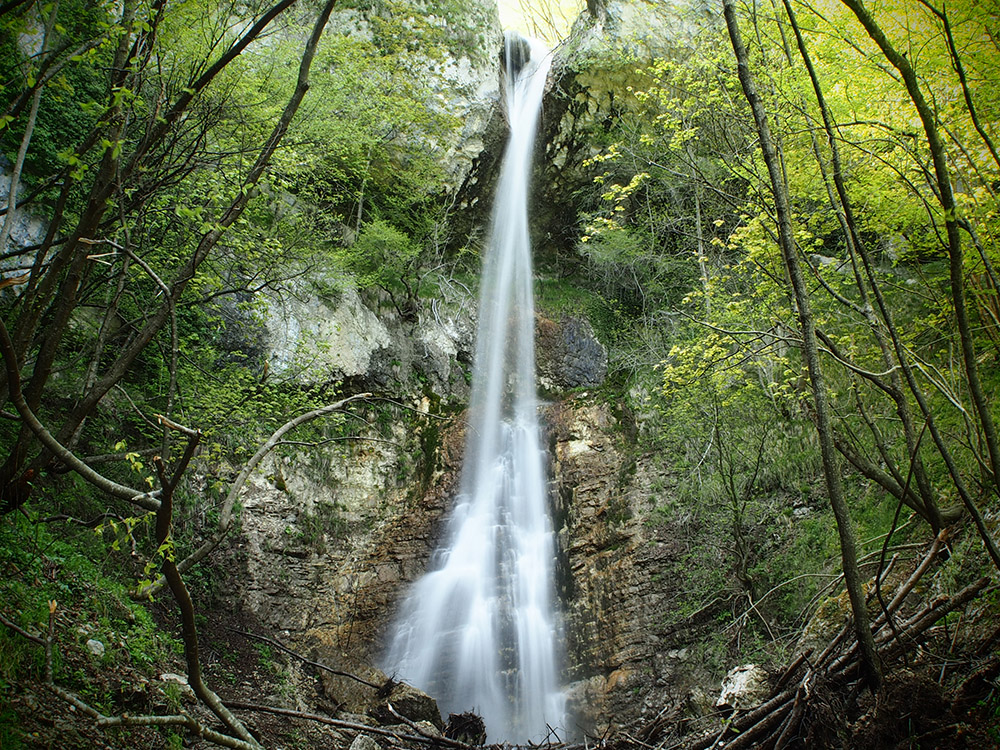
left=537, top=315, right=608, bottom=390
left=368, top=682, right=444, bottom=730
left=502, top=31, right=532, bottom=76
left=215, top=292, right=267, bottom=371
left=532, top=1, right=701, bottom=260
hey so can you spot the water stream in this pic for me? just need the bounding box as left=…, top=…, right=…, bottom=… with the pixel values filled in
left=384, top=33, right=564, bottom=743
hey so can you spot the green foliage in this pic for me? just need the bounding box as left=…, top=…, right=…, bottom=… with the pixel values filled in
left=339, top=218, right=420, bottom=292
left=296, top=501, right=347, bottom=554
left=0, top=0, right=114, bottom=175
left=268, top=30, right=457, bottom=232
left=0, top=510, right=180, bottom=685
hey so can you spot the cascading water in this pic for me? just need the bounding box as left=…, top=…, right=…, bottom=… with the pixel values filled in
left=384, top=33, right=563, bottom=743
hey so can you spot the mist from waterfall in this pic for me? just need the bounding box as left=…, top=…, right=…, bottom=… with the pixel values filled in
left=383, top=33, right=564, bottom=743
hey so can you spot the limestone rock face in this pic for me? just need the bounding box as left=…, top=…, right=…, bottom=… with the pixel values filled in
left=325, top=0, right=502, bottom=195
left=257, top=277, right=475, bottom=398
left=264, top=286, right=391, bottom=382
left=0, top=167, right=47, bottom=285
left=223, top=382, right=720, bottom=739
left=546, top=396, right=717, bottom=736
left=534, top=0, right=710, bottom=257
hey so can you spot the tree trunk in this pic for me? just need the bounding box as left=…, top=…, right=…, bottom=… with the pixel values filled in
left=722, top=0, right=881, bottom=690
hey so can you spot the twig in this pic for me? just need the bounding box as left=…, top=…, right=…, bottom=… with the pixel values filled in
left=226, top=701, right=448, bottom=746
left=37, top=512, right=124, bottom=528
left=225, top=628, right=380, bottom=689
left=137, top=392, right=371, bottom=598
left=0, top=610, right=45, bottom=645
left=0, top=318, right=161, bottom=511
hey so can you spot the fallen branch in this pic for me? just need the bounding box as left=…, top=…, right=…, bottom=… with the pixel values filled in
left=387, top=702, right=472, bottom=749
left=226, top=701, right=453, bottom=747
left=225, top=628, right=381, bottom=689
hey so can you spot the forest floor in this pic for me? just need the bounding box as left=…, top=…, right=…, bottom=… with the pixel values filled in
left=2, top=519, right=999, bottom=750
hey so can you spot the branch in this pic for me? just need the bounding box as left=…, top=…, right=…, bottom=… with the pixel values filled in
left=388, top=703, right=473, bottom=749
left=0, top=318, right=161, bottom=511
left=137, top=392, right=371, bottom=598
left=225, top=628, right=380, bottom=689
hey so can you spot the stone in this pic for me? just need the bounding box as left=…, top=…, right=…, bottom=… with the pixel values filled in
left=502, top=31, right=532, bottom=76
left=368, top=682, right=443, bottom=729
left=687, top=687, right=716, bottom=716
left=716, top=664, right=770, bottom=711
left=536, top=315, right=608, bottom=390
left=0, top=167, right=47, bottom=275
left=159, top=672, right=196, bottom=703
left=349, top=734, right=381, bottom=750
left=85, top=639, right=105, bottom=657
left=263, top=286, right=391, bottom=382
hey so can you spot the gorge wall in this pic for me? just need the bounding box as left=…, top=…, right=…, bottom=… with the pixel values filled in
left=213, top=0, right=726, bottom=737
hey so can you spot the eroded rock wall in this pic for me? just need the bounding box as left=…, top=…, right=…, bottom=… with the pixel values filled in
left=547, top=396, right=716, bottom=735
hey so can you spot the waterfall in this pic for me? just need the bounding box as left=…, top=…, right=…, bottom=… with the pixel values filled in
left=384, top=33, right=563, bottom=743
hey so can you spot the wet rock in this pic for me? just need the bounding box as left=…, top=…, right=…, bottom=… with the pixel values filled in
left=502, top=31, right=532, bottom=76
left=537, top=315, right=608, bottom=390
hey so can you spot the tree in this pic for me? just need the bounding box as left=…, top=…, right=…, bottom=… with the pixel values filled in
left=0, top=0, right=326, bottom=497
left=722, top=0, right=881, bottom=691
left=0, top=2, right=355, bottom=746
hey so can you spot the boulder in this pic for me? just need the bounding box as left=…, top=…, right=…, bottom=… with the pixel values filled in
left=368, top=681, right=444, bottom=730
left=716, top=664, right=770, bottom=711
left=349, top=734, right=381, bottom=750
left=537, top=315, right=608, bottom=391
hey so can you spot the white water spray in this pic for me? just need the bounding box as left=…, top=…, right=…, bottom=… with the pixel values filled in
left=384, top=33, right=563, bottom=743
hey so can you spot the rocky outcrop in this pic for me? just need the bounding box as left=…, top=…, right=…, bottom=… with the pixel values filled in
left=221, top=366, right=722, bottom=736
left=547, top=396, right=719, bottom=736
left=532, top=0, right=710, bottom=257
left=0, top=165, right=47, bottom=285
left=325, top=0, right=502, bottom=195
left=229, top=272, right=477, bottom=398
left=537, top=314, right=608, bottom=391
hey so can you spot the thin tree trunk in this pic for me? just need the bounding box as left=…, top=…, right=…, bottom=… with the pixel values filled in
left=53, top=0, right=335, bottom=449
left=839, top=0, right=1000, bottom=500
left=777, top=0, right=945, bottom=529
left=723, top=0, right=881, bottom=690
